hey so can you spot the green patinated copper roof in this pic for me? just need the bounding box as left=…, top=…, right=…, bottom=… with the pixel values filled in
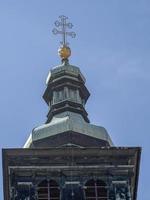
left=24, top=111, right=113, bottom=148
left=46, top=62, right=86, bottom=85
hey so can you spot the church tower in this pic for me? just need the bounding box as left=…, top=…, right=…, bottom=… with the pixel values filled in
left=3, top=16, right=141, bottom=200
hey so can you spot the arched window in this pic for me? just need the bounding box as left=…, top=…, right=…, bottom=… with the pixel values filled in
left=84, top=179, right=107, bottom=200
left=37, top=179, right=60, bottom=200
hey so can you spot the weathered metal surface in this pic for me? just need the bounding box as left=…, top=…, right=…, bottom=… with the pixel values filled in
left=2, top=147, right=141, bottom=200
left=24, top=112, right=113, bottom=148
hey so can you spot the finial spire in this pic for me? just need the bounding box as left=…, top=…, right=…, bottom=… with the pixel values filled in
left=52, top=15, right=76, bottom=61
left=52, top=15, right=76, bottom=46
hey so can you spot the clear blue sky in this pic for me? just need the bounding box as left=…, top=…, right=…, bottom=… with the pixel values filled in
left=0, top=0, right=149, bottom=199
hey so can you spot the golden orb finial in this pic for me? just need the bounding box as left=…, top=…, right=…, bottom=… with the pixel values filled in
left=58, top=45, right=71, bottom=60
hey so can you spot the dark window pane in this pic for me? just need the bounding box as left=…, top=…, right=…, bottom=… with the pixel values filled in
left=84, top=179, right=108, bottom=200
left=37, top=179, right=60, bottom=200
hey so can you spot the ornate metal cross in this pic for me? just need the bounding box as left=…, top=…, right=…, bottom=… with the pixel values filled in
left=52, top=15, right=76, bottom=46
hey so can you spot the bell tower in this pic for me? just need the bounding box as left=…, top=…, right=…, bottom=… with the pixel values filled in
left=2, top=16, right=141, bottom=200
